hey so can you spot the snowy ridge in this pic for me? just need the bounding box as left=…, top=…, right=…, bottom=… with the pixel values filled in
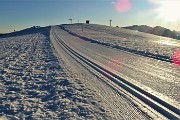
left=0, top=26, right=50, bottom=38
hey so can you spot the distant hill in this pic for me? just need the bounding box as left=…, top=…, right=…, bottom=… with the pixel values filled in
left=0, top=26, right=50, bottom=38
left=0, top=33, right=6, bottom=36
left=123, top=25, right=180, bottom=40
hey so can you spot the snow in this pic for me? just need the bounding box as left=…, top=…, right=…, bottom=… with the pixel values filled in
left=62, top=23, right=180, bottom=59
left=0, top=24, right=179, bottom=119
left=0, top=30, right=110, bottom=119
left=51, top=27, right=155, bottom=119
left=57, top=24, right=180, bottom=103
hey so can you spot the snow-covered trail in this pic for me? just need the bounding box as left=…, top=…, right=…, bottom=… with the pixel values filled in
left=62, top=24, right=180, bottom=58
left=51, top=26, right=180, bottom=119
left=0, top=29, right=111, bottom=119
left=0, top=24, right=179, bottom=119
left=51, top=26, right=154, bottom=119
left=53, top=26, right=180, bottom=103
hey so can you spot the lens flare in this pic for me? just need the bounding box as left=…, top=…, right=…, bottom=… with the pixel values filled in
left=149, top=0, right=180, bottom=22
left=172, top=50, right=180, bottom=66
left=106, top=57, right=123, bottom=71
left=115, top=0, right=132, bottom=13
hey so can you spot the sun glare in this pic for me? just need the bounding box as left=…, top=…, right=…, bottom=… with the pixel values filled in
left=154, top=1, right=180, bottom=22
left=172, top=50, right=180, bottom=66
left=115, top=0, right=131, bottom=13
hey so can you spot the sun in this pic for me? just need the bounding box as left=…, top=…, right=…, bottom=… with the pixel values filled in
left=154, top=1, right=180, bottom=22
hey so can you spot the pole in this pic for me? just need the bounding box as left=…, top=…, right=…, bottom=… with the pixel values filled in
left=69, top=19, right=72, bottom=24
left=110, top=19, right=112, bottom=26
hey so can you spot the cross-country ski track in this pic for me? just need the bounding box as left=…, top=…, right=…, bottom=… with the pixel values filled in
left=51, top=25, right=180, bottom=119
left=0, top=24, right=179, bottom=119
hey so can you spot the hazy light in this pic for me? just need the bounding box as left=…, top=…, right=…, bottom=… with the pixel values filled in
left=150, top=0, right=180, bottom=22
left=115, top=0, right=132, bottom=13
left=172, top=50, right=180, bottom=66
left=158, top=40, right=180, bottom=46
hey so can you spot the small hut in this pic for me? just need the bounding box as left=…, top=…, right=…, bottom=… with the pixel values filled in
left=86, top=20, right=90, bottom=24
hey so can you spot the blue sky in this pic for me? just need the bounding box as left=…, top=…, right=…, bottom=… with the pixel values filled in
left=0, top=0, right=180, bottom=33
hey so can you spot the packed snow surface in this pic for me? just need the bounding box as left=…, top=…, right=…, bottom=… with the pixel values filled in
left=0, top=30, right=110, bottom=119
left=0, top=24, right=179, bottom=119
left=62, top=23, right=180, bottom=58
left=60, top=24, right=180, bottom=103
left=0, top=26, right=152, bottom=119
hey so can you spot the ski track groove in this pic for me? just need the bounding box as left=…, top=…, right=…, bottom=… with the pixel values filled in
left=51, top=27, right=152, bottom=120
left=56, top=26, right=180, bottom=102
left=52, top=26, right=180, bottom=119
left=62, top=24, right=180, bottom=76
left=63, top=37, right=178, bottom=82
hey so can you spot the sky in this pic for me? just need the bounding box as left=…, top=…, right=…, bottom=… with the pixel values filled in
left=0, top=0, right=180, bottom=33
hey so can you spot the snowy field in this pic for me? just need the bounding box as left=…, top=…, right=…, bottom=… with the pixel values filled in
left=0, top=29, right=111, bottom=119
left=61, top=23, right=180, bottom=60
left=0, top=24, right=179, bottom=119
